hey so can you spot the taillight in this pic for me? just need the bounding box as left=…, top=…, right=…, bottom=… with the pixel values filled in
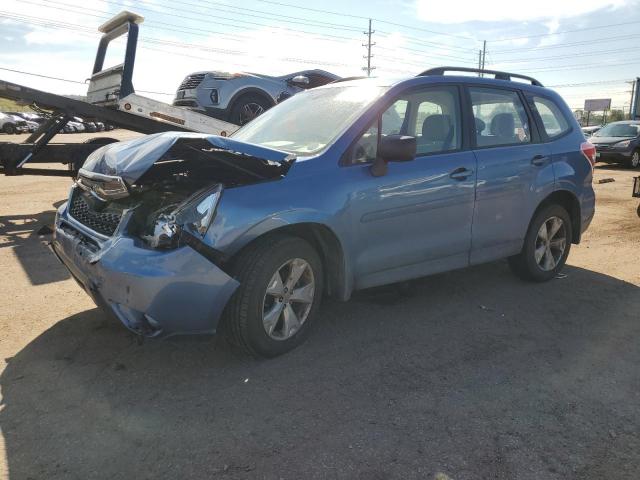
left=581, top=142, right=597, bottom=166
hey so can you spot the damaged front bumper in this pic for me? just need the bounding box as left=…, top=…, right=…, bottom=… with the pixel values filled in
left=51, top=203, right=239, bottom=338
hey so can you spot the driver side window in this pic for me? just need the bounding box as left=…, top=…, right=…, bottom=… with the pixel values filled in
left=347, top=86, right=461, bottom=165
left=350, top=100, right=408, bottom=164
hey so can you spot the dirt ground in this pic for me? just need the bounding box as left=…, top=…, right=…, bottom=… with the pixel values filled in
left=0, top=132, right=639, bottom=479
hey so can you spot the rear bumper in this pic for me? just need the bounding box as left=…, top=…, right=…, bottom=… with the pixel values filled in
left=51, top=207, right=239, bottom=338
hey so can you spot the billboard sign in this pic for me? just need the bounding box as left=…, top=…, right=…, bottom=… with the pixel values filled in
left=584, top=98, right=611, bottom=111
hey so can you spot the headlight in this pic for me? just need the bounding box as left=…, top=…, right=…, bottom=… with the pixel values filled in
left=615, top=140, right=631, bottom=148
left=180, top=186, right=222, bottom=236
left=142, top=185, right=222, bottom=249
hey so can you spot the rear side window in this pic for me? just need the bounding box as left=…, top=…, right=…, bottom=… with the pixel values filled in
left=532, top=96, right=570, bottom=138
left=470, top=87, right=530, bottom=147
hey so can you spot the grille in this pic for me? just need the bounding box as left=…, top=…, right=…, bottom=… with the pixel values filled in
left=69, top=191, right=122, bottom=237
left=178, top=73, right=206, bottom=90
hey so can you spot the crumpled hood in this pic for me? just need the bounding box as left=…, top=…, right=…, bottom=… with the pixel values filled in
left=81, top=132, right=296, bottom=185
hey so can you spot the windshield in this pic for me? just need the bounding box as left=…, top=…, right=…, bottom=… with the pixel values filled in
left=593, top=123, right=640, bottom=138
left=231, top=85, right=385, bottom=155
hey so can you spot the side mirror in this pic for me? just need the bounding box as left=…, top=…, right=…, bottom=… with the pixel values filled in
left=370, top=135, right=416, bottom=177
left=379, top=134, right=416, bottom=162
left=290, top=75, right=310, bottom=86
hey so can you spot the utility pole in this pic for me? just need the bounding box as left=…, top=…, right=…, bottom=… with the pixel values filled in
left=480, top=40, right=487, bottom=76
left=362, top=19, right=376, bottom=77
left=629, top=79, right=636, bottom=120
left=478, top=50, right=482, bottom=74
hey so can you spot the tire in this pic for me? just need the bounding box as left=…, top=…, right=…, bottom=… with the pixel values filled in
left=222, top=234, right=324, bottom=358
left=508, top=204, right=573, bottom=282
left=628, top=150, right=640, bottom=169
left=3, top=123, right=16, bottom=134
left=228, top=93, right=272, bottom=125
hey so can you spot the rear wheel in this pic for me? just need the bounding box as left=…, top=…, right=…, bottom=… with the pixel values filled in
left=222, top=235, right=324, bottom=358
left=508, top=204, right=572, bottom=282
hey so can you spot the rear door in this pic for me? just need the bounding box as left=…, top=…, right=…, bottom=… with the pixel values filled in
left=468, top=86, right=554, bottom=264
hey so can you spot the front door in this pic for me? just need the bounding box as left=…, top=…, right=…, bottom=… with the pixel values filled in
left=341, top=85, right=477, bottom=289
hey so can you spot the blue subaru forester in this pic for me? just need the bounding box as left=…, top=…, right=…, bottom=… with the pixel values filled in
left=52, top=67, right=596, bottom=357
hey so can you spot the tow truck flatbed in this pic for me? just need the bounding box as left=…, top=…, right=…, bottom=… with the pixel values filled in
left=0, top=11, right=239, bottom=177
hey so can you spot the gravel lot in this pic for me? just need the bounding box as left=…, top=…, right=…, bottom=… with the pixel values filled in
left=1, top=132, right=639, bottom=479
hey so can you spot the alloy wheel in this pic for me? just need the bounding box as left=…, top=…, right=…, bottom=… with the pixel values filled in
left=632, top=151, right=640, bottom=168
left=239, top=103, right=265, bottom=124
left=262, top=258, right=315, bottom=341
left=534, top=216, right=567, bottom=271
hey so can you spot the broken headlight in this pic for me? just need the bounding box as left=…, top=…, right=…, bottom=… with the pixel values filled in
left=141, top=185, right=222, bottom=249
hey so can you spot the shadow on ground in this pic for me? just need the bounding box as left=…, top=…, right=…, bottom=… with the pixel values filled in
left=0, top=200, right=68, bottom=285
left=2, top=262, right=640, bottom=479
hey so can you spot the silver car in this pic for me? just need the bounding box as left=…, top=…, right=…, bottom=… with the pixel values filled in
left=173, top=69, right=339, bottom=125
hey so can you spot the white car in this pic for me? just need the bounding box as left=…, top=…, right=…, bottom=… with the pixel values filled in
left=0, top=112, right=29, bottom=134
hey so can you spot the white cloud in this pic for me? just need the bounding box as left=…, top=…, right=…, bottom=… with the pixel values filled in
left=416, top=0, right=629, bottom=23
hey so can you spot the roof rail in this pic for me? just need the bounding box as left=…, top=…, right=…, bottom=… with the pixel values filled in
left=418, top=67, right=543, bottom=87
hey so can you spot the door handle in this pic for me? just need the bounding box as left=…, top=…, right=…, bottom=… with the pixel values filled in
left=531, top=154, right=551, bottom=166
left=449, top=167, right=474, bottom=180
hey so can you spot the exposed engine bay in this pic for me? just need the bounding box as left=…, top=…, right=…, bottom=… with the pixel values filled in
left=71, top=134, right=295, bottom=250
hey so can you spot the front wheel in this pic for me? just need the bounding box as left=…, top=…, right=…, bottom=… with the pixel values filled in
left=508, top=204, right=573, bottom=282
left=222, top=235, right=324, bottom=358
left=628, top=150, right=640, bottom=169
left=3, top=123, right=16, bottom=134
left=228, top=94, right=271, bottom=125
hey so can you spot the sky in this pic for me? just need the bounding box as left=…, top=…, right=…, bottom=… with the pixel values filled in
left=1, top=0, right=639, bottom=112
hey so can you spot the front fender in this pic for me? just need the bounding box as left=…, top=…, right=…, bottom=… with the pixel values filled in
left=214, top=208, right=338, bottom=256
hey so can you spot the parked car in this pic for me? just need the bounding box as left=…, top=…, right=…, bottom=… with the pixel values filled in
left=581, top=125, right=602, bottom=138
left=173, top=69, right=340, bottom=125
left=52, top=69, right=595, bottom=357
left=69, top=120, right=85, bottom=133
left=0, top=112, right=29, bottom=134
left=589, top=121, right=640, bottom=168
left=73, top=117, right=97, bottom=133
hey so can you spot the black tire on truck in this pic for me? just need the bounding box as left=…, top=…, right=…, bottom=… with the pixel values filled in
left=68, top=137, right=120, bottom=173
left=228, top=93, right=272, bottom=125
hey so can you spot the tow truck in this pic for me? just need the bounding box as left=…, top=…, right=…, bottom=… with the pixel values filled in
left=0, top=11, right=239, bottom=177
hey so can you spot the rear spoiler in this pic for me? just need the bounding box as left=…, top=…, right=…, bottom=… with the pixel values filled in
left=87, top=11, right=144, bottom=106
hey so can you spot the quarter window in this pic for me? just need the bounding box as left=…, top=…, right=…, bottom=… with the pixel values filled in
left=532, top=96, right=570, bottom=138
left=470, top=88, right=530, bottom=147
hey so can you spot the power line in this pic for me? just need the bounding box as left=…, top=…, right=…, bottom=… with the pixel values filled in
left=146, top=0, right=365, bottom=32
left=548, top=78, right=632, bottom=87
left=0, top=66, right=84, bottom=84
left=22, top=0, right=359, bottom=44
left=493, top=18, right=640, bottom=42
left=1, top=12, right=354, bottom=68
left=491, top=33, right=640, bottom=54
left=252, top=0, right=477, bottom=40
left=493, top=46, right=640, bottom=65
left=0, top=66, right=174, bottom=95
